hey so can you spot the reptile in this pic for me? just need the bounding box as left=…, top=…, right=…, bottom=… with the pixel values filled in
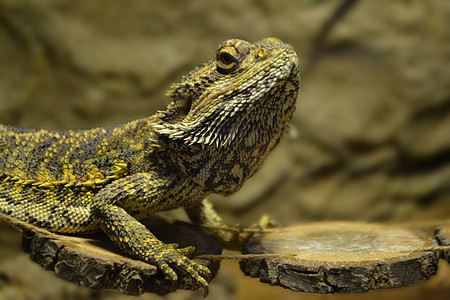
left=0, top=37, right=299, bottom=293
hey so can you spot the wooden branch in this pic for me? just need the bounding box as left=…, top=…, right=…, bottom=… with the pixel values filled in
left=241, top=222, right=441, bottom=293
left=1, top=213, right=222, bottom=296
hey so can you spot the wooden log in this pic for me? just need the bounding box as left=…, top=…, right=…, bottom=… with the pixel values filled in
left=241, top=222, right=440, bottom=293
left=1, top=213, right=222, bottom=296
left=435, top=224, right=450, bottom=263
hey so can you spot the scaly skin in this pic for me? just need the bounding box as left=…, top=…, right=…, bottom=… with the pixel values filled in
left=0, top=37, right=299, bottom=292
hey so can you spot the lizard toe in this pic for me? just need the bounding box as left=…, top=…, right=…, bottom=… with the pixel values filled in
left=169, top=254, right=211, bottom=289
left=166, top=243, right=180, bottom=249
left=159, top=262, right=179, bottom=282
left=177, top=245, right=196, bottom=257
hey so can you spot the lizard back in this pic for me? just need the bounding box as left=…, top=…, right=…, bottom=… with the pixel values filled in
left=0, top=118, right=160, bottom=232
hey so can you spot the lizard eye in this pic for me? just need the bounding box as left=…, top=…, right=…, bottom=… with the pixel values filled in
left=219, top=52, right=235, bottom=65
left=216, top=46, right=239, bottom=74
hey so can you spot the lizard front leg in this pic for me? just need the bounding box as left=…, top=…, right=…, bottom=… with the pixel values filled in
left=185, top=199, right=271, bottom=250
left=185, top=199, right=236, bottom=246
left=90, top=173, right=210, bottom=290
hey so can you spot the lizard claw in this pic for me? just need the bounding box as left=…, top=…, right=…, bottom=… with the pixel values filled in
left=202, top=285, right=209, bottom=297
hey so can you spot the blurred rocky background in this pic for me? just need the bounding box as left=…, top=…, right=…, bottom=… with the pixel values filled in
left=0, top=0, right=449, bottom=299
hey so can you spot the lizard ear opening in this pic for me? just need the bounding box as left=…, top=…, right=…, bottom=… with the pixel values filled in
left=181, top=94, right=193, bottom=116
left=165, top=83, right=194, bottom=120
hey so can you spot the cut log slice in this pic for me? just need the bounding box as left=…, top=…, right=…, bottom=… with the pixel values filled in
left=241, top=222, right=440, bottom=293
left=435, top=224, right=450, bottom=263
left=1, top=213, right=222, bottom=296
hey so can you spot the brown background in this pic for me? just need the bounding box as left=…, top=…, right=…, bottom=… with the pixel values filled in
left=0, top=0, right=449, bottom=299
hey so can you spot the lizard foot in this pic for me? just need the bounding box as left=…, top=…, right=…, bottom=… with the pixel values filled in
left=146, top=243, right=211, bottom=292
left=217, top=214, right=278, bottom=250
left=237, top=214, right=278, bottom=243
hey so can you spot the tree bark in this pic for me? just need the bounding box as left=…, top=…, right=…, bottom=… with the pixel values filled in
left=1, top=213, right=222, bottom=296
left=435, top=224, right=450, bottom=263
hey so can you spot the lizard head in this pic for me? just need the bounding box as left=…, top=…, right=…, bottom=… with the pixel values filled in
left=154, top=37, right=300, bottom=193
left=155, top=37, right=299, bottom=146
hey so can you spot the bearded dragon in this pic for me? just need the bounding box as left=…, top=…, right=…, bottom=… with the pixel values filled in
left=0, top=37, right=299, bottom=293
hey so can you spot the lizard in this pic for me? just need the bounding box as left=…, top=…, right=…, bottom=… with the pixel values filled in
left=0, top=37, right=299, bottom=293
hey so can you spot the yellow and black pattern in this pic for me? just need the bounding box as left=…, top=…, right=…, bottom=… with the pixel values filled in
left=0, top=37, right=299, bottom=291
left=93, top=202, right=210, bottom=287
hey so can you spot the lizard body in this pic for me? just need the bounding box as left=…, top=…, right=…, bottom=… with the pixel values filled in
left=0, top=37, right=299, bottom=291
